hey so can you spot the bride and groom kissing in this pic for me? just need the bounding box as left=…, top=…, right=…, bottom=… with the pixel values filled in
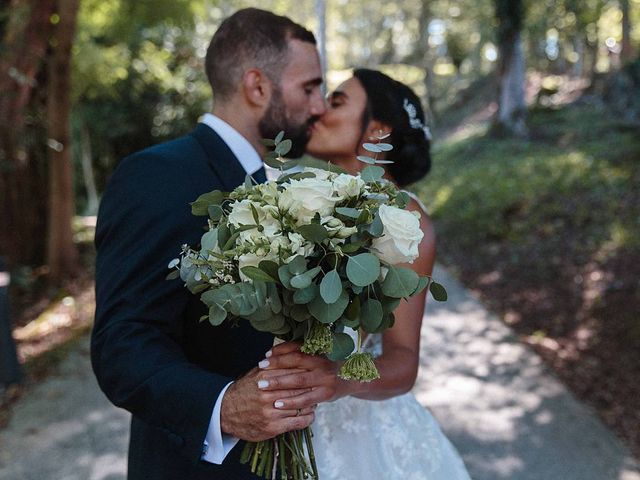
left=91, top=7, right=470, bottom=479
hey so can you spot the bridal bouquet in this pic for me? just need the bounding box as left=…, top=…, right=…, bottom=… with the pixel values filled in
left=169, top=134, right=446, bottom=479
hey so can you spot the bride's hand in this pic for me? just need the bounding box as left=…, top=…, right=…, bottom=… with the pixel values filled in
left=256, top=342, right=358, bottom=408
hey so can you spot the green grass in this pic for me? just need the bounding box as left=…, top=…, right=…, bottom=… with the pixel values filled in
left=415, top=103, right=640, bottom=258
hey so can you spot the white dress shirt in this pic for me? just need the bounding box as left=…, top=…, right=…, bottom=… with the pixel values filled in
left=198, top=113, right=263, bottom=464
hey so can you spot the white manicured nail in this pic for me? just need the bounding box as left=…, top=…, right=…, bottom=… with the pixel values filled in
left=257, top=380, right=269, bottom=389
left=265, top=350, right=272, bottom=358
left=274, top=401, right=284, bottom=408
left=258, top=360, right=270, bottom=369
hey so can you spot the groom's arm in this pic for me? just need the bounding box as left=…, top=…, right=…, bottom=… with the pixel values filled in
left=92, top=150, right=237, bottom=463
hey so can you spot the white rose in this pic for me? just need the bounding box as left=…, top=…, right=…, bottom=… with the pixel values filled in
left=227, top=199, right=258, bottom=227
left=281, top=177, right=342, bottom=223
left=333, top=174, right=365, bottom=198
left=230, top=200, right=280, bottom=243
left=371, top=204, right=424, bottom=264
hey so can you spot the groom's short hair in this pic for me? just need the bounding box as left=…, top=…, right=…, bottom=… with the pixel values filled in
left=205, top=8, right=316, bottom=101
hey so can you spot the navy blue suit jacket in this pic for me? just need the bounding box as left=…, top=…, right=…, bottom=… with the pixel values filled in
left=92, top=123, right=272, bottom=479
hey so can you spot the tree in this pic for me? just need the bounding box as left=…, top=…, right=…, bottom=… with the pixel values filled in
left=47, top=0, right=80, bottom=280
left=0, top=0, right=56, bottom=266
left=493, top=0, right=527, bottom=137
left=620, top=0, right=634, bottom=65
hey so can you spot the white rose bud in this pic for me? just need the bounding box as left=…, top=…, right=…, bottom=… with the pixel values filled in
left=371, top=204, right=424, bottom=264
left=333, top=173, right=365, bottom=198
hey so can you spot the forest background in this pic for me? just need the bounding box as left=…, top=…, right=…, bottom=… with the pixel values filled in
left=1, top=0, right=639, bottom=458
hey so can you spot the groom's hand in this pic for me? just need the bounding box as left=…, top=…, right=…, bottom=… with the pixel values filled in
left=220, top=366, right=317, bottom=442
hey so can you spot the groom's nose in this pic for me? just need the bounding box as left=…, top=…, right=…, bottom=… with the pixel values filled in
left=310, top=89, right=327, bottom=117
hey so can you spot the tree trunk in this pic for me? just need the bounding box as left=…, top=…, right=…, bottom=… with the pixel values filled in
left=0, top=0, right=56, bottom=267
left=620, top=0, right=633, bottom=65
left=493, top=0, right=527, bottom=137
left=46, top=0, right=80, bottom=281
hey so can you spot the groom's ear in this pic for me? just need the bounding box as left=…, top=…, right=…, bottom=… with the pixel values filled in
left=242, top=69, right=272, bottom=108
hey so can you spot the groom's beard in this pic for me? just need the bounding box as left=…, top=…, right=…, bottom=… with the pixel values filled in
left=259, top=88, right=317, bottom=158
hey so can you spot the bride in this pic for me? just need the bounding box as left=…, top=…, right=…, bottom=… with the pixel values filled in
left=306, top=69, right=470, bottom=479
left=262, top=69, right=471, bottom=479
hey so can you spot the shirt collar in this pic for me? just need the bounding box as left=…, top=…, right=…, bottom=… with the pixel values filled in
left=199, top=113, right=263, bottom=176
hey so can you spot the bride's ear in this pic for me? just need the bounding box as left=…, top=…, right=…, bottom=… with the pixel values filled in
left=242, top=69, right=272, bottom=108
left=364, top=120, right=392, bottom=141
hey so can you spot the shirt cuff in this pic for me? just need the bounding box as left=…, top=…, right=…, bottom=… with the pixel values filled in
left=201, top=381, right=240, bottom=464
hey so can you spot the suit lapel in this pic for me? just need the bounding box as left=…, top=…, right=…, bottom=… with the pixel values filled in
left=189, top=123, right=249, bottom=191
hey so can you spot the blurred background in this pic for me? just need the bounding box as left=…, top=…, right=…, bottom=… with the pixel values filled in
left=0, top=0, right=638, bottom=461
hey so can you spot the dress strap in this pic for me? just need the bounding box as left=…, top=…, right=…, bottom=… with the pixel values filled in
left=402, top=190, right=429, bottom=215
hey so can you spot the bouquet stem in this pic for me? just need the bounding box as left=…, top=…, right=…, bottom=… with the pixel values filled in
left=240, top=427, right=319, bottom=479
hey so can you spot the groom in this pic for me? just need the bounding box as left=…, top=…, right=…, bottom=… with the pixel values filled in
left=92, top=9, right=332, bottom=479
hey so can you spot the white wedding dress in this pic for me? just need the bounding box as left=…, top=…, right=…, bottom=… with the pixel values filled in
left=312, top=332, right=471, bottom=479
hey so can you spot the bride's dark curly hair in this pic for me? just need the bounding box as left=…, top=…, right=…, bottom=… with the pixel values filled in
left=353, top=68, right=431, bottom=187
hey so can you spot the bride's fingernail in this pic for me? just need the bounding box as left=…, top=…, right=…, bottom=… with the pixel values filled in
left=274, top=400, right=284, bottom=408
left=257, top=380, right=269, bottom=389
left=258, top=359, right=270, bottom=369
left=265, top=350, right=273, bottom=358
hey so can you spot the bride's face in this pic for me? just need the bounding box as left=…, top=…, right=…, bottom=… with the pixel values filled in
left=306, top=77, right=368, bottom=162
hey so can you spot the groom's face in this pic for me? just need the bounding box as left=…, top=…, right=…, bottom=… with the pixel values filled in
left=259, top=39, right=326, bottom=158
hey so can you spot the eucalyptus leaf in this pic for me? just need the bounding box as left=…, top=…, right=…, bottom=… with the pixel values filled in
left=297, top=223, right=329, bottom=243
left=275, top=139, right=292, bottom=156
left=376, top=142, right=393, bottom=152
left=381, top=266, right=420, bottom=298
left=208, top=304, right=227, bottom=326
left=217, top=223, right=230, bottom=249
left=356, top=155, right=376, bottom=164
left=165, top=270, right=180, bottom=280
left=429, top=281, right=448, bottom=302
left=201, top=229, right=218, bottom=252
left=290, top=273, right=312, bottom=290
left=267, top=282, right=282, bottom=313
left=222, top=232, right=240, bottom=250
left=293, top=284, right=318, bottom=304
left=360, top=298, right=383, bottom=332
left=250, top=314, right=285, bottom=333
left=308, top=289, right=349, bottom=324
left=327, top=332, right=355, bottom=361
left=335, top=207, right=361, bottom=219
left=363, top=142, right=382, bottom=153
left=346, top=253, right=380, bottom=287
left=258, top=260, right=280, bottom=283
left=241, top=266, right=277, bottom=283
left=264, top=155, right=283, bottom=169
left=261, top=138, right=276, bottom=147
left=412, top=276, right=430, bottom=296
left=340, top=242, right=363, bottom=253
left=360, top=165, right=385, bottom=183
left=278, top=264, right=293, bottom=289
left=282, top=160, right=299, bottom=170
left=373, top=159, right=394, bottom=164
left=320, top=269, right=342, bottom=304
left=287, top=255, right=307, bottom=275
left=367, top=213, right=384, bottom=237
left=274, top=131, right=285, bottom=144
left=396, top=191, right=410, bottom=209
left=208, top=205, right=224, bottom=221
left=191, top=191, right=225, bottom=216
left=245, top=304, right=273, bottom=322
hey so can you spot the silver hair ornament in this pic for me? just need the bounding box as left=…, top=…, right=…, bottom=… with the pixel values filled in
left=403, top=98, right=432, bottom=141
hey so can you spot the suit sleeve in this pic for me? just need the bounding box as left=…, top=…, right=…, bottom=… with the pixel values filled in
left=91, top=150, right=231, bottom=464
